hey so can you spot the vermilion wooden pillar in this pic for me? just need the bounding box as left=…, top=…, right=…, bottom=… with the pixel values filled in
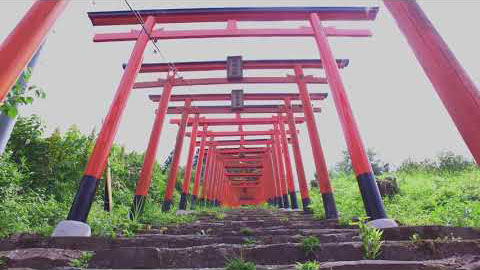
left=285, top=98, right=311, bottom=212
left=278, top=114, right=299, bottom=209
left=266, top=152, right=277, bottom=205
left=191, top=125, right=208, bottom=209
left=211, top=156, right=220, bottom=205
left=0, top=0, right=68, bottom=101
left=162, top=100, right=192, bottom=212
left=294, top=65, right=338, bottom=218
left=67, top=17, right=156, bottom=222
left=200, top=139, right=214, bottom=205
left=211, top=159, right=219, bottom=205
left=269, top=148, right=282, bottom=208
left=205, top=146, right=217, bottom=205
left=310, top=13, right=387, bottom=220
left=179, top=113, right=200, bottom=210
left=262, top=156, right=272, bottom=205
left=384, top=1, right=480, bottom=165
left=131, top=75, right=176, bottom=217
left=273, top=125, right=290, bottom=208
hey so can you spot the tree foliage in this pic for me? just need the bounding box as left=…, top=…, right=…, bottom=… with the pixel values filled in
left=0, top=115, right=184, bottom=238
left=335, top=148, right=390, bottom=176
left=0, top=68, right=46, bottom=118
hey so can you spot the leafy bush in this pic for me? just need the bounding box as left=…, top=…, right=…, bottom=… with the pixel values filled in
left=309, top=153, right=480, bottom=228
left=335, top=149, right=389, bottom=176
left=0, top=68, right=46, bottom=118
left=225, top=258, right=256, bottom=270
left=0, top=115, right=186, bottom=238
left=352, top=218, right=383, bottom=259
left=69, top=251, right=93, bottom=269
left=301, top=236, right=320, bottom=255
left=242, top=237, right=257, bottom=245
left=398, top=151, right=474, bottom=174
left=295, top=261, right=320, bottom=270
left=241, top=228, right=253, bottom=236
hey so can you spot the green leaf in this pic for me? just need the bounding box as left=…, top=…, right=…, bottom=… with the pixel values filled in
left=6, top=106, right=18, bottom=118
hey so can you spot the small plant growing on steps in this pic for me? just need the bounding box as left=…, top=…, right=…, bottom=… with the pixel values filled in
left=409, top=233, right=422, bottom=244
left=242, top=237, right=257, bottom=245
left=69, top=251, right=93, bottom=269
left=241, top=227, right=253, bottom=236
left=351, top=217, right=383, bottom=259
left=295, top=261, right=320, bottom=270
left=279, top=217, right=289, bottom=223
left=225, top=258, right=256, bottom=270
left=0, top=257, right=7, bottom=269
left=301, top=236, right=320, bottom=255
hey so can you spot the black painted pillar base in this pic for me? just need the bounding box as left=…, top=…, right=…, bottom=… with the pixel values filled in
left=190, top=195, right=197, bottom=210
left=302, top=197, right=312, bottom=213
left=178, top=192, right=188, bottom=210
left=282, top=194, right=290, bottom=208
left=356, top=172, right=387, bottom=220
left=276, top=196, right=283, bottom=208
left=67, top=175, right=100, bottom=222
left=129, top=195, right=146, bottom=220
left=162, top=199, right=172, bottom=212
left=289, top=192, right=299, bottom=209
left=322, top=192, right=339, bottom=219
left=103, top=183, right=111, bottom=212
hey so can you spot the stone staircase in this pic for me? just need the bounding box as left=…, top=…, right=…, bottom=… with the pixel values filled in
left=1, top=208, right=480, bottom=269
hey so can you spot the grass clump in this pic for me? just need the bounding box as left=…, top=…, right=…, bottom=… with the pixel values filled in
left=295, top=261, right=320, bottom=270
left=241, top=227, right=253, bottom=236
left=225, top=258, right=256, bottom=270
left=69, top=252, right=93, bottom=269
left=242, top=237, right=257, bottom=245
left=301, top=236, right=320, bottom=255
left=309, top=152, right=480, bottom=228
left=409, top=233, right=421, bottom=244
left=352, top=218, right=383, bottom=259
left=0, top=115, right=195, bottom=239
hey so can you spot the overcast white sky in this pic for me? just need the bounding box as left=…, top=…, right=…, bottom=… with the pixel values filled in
left=1, top=1, right=478, bottom=180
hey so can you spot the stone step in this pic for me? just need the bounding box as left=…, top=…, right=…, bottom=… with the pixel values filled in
left=144, top=228, right=357, bottom=237
left=86, top=240, right=480, bottom=268
left=0, top=232, right=358, bottom=251
left=155, top=223, right=339, bottom=232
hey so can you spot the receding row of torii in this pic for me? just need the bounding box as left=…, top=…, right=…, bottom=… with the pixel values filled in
left=142, top=91, right=325, bottom=214
left=66, top=6, right=394, bottom=230
left=1, top=2, right=479, bottom=236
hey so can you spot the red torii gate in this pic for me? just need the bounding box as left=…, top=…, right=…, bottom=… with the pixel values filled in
left=140, top=60, right=339, bottom=216
left=66, top=6, right=380, bottom=224
left=3, top=2, right=479, bottom=235
left=162, top=105, right=308, bottom=212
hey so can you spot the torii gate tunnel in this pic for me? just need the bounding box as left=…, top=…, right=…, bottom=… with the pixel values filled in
left=2, top=2, right=480, bottom=232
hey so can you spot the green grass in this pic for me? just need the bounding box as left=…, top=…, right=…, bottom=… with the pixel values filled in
left=241, top=227, right=254, bottom=236
left=195, top=206, right=225, bottom=220
left=69, top=251, right=93, bottom=269
left=351, top=218, right=383, bottom=259
left=225, top=258, right=256, bottom=270
left=309, top=168, right=480, bottom=227
left=301, top=236, right=320, bottom=255
left=295, top=261, right=320, bottom=270
left=242, top=237, right=257, bottom=245
left=0, top=257, right=6, bottom=269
